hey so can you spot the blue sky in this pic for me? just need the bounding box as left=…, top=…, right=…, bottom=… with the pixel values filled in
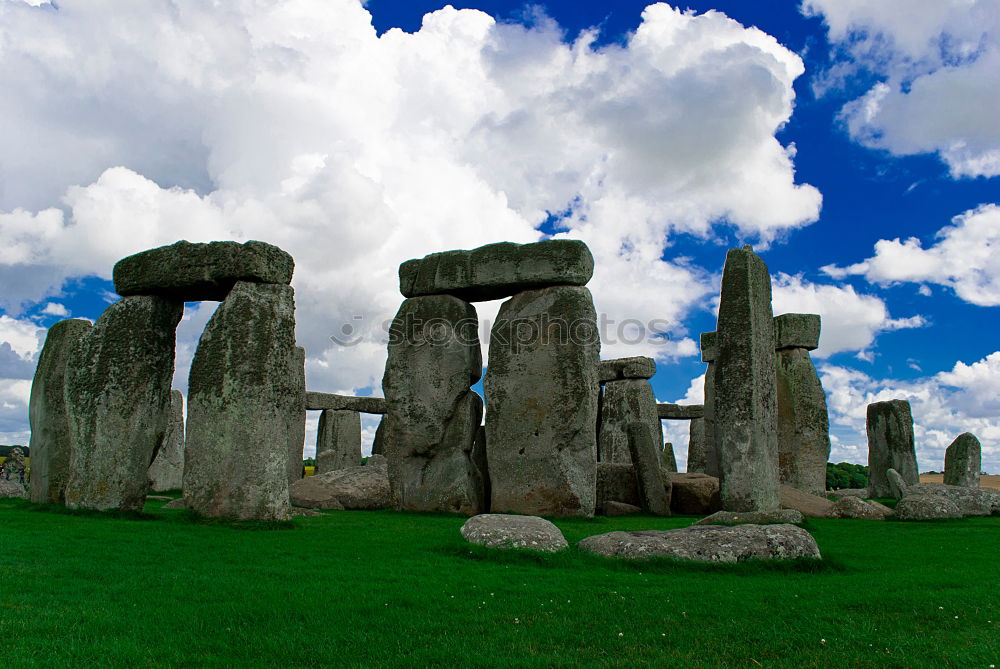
left=1, top=1, right=998, bottom=472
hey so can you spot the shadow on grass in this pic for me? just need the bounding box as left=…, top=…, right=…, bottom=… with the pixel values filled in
left=18, top=498, right=294, bottom=530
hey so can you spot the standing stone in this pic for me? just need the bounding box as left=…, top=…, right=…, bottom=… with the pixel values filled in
left=661, top=442, right=677, bottom=473
left=627, top=423, right=670, bottom=516
left=694, top=331, right=720, bottom=477
left=184, top=281, right=297, bottom=521
left=485, top=285, right=600, bottom=517
left=28, top=318, right=93, bottom=505
left=598, top=378, right=662, bottom=464
left=148, top=390, right=185, bottom=492
left=382, top=295, right=485, bottom=515
left=371, top=415, right=388, bottom=456
left=714, top=246, right=779, bottom=512
left=315, top=409, right=362, bottom=474
left=943, top=433, right=981, bottom=488
left=774, top=314, right=830, bottom=496
left=687, top=418, right=705, bottom=474
left=866, top=399, right=919, bottom=498
left=286, top=346, right=306, bottom=485
left=64, top=297, right=182, bottom=512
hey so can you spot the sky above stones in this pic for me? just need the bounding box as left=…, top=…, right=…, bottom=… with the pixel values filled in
left=1, top=0, right=998, bottom=472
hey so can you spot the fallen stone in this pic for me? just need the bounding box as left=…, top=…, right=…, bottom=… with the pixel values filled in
left=599, top=378, right=662, bottom=464
left=315, top=409, right=362, bottom=474
left=148, top=390, right=185, bottom=492
left=827, top=488, right=869, bottom=499
left=64, top=296, right=182, bottom=512
left=714, top=246, right=779, bottom=512
left=598, top=356, right=656, bottom=382
left=305, top=392, right=387, bottom=414
left=113, top=240, right=293, bottom=302
left=867, top=399, right=919, bottom=498
left=383, top=295, right=485, bottom=515
left=828, top=497, right=888, bottom=520
left=399, top=239, right=594, bottom=302
left=289, top=456, right=390, bottom=510
left=28, top=318, right=92, bottom=505
left=485, top=285, right=599, bottom=517
left=775, top=344, right=830, bottom=496
left=656, top=404, right=705, bottom=420
left=184, top=281, right=297, bottom=521
left=460, top=514, right=568, bottom=552
left=602, top=501, right=642, bottom=517
left=694, top=509, right=803, bottom=526
left=886, top=468, right=909, bottom=500
left=773, top=313, right=820, bottom=351
left=661, top=443, right=677, bottom=473
left=867, top=500, right=896, bottom=517
left=943, top=433, right=981, bottom=488
left=904, top=483, right=1000, bottom=516
left=668, top=473, right=721, bottom=515
left=578, top=524, right=821, bottom=562
left=779, top=485, right=837, bottom=518
left=895, top=495, right=962, bottom=521
left=627, top=422, right=670, bottom=516
left=0, top=479, right=27, bottom=499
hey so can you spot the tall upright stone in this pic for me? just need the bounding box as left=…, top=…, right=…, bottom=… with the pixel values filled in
left=148, top=390, right=185, bottom=492
left=774, top=314, right=830, bottom=496
left=371, top=415, right=388, bottom=456
left=693, top=331, right=720, bottom=477
left=286, top=346, right=306, bottom=484
left=382, top=295, right=485, bottom=515
left=866, top=399, right=919, bottom=498
left=598, top=376, right=662, bottom=464
left=627, top=423, right=670, bottom=516
left=661, top=442, right=677, bottom=473
left=713, top=246, right=779, bottom=512
left=28, top=318, right=92, bottom=505
left=485, top=285, right=600, bottom=517
left=315, top=409, right=362, bottom=474
left=64, top=297, right=182, bottom=512
left=943, top=432, right=981, bottom=488
left=184, top=281, right=297, bottom=521
left=687, top=418, right=705, bottom=474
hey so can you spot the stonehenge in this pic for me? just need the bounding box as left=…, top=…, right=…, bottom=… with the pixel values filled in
left=866, top=399, right=919, bottom=498
left=148, top=390, right=185, bottom=492
left=315, top=410, right=362, bottom=474
left=597, top=356, right=662, bottom=464
left=943, top=433, right=981, bottom=488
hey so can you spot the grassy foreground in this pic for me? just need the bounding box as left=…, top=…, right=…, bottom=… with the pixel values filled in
left=0, top=498, right=996, bottom=668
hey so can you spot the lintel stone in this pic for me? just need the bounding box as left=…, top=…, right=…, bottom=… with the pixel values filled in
left=657, top=403, right=705, bottom=420
left=774, top=313, right=820, bottom=351
left=598, top=356, right=656, bottom=383
left=305, top=392, right=387, bottom=414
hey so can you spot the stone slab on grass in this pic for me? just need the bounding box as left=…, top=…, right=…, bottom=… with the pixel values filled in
left=579, top=524, right=821, bottom=562
left=460, top=514, right=568, bottom=552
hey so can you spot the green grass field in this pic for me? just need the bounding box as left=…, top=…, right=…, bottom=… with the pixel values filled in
left=0, top=497, right=996, bottom=668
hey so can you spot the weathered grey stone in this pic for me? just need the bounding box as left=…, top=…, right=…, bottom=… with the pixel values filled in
left=828, top=496, right=887, bottom=520
left=64, top=296, right=181, bottom=512
left=460, top=514, right=568, bottom=552
left=305, top=392, right=387, bottom=414
left=147, top=390, right=185, bottom=492
left=668, top=473, right=721, bottom=515
left=383, top=295, right=485, bottom=515
left=886, top=468, right=909, bottom=500
left=656, top=404, right=705, bottom=419
left=596, top=462, right=641, bottom=508
left=779, top=485, right=836, bottom=518
left=315, top=410, right=362, bottom=474
left=627, top=422, right=670, bottom=516
left=286, top=346, right=306, bottom=485
left=371, top=415, right=388, bottom=456
left=400, top=239, right=594, bottom=302
left=598, top=356, right=656, bottom=382
left=162, top=497, right=188, bottom=510
left=904, top=483, right=1000, bottom=516
left=714, top=246, right=779, bottom=512
left=485, top=285, right=599, bottom=517
left=183, top=281, right=297, bottom=521
left=472, top=424, right=490, bottom=512
left=774, top=313, right=820, bottom=351
left=694, top=509, right=803, bottom=526
left=28, top=318, right=92, bottom=505
left=866, top=399, right=919, bottom=498
left=775, top=346, right=830, bottom=496
left=579, top=524, right=821, bottom=562
left=700, top=356, right=720, bottom=477
left=289, top=456, right=390, bottom=510
left=602, top=501, right=642, bottom=516
left=598, top=379, right=662, bottom=464
left=0, top=479, right=27, bottom=499
left=700, top=331, right=718, bottom=363
left=661, top=443, right=677, bottom=473
left=827, top=487, right=869, bottom=499
left=113, top=240, right=294, bottom=302
left=943, top=432, right=981, bottom=488
left=686, top=418, right=705, bottom=474
left=895, top=495, right=962, bottom=521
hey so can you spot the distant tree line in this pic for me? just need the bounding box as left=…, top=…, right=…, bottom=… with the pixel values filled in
left=0, top=445, right=28, bottom=458
left=827, top=462, right=868, bottom=490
